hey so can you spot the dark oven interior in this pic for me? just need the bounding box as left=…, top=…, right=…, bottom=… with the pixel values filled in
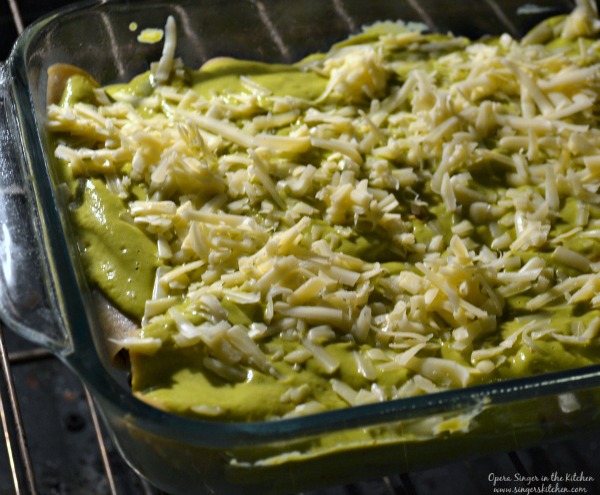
left=1, top=0, right=600, bottom=494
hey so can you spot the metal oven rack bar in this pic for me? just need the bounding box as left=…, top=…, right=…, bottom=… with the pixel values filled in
left=2, top=0, right=600, bottom=494
left=0, top=321, right=163, bottom=495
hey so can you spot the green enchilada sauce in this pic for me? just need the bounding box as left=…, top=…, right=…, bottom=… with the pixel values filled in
left=56, top=61, right=328, bottom=322
left=54, top=29, right=600, bottom=423
left=54, top=75, right=158, bottom=319
left=72, top=179, right=158, bottom=319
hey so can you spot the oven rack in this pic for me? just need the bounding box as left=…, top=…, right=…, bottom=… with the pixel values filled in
left=1, top=0, right=600, bottom=493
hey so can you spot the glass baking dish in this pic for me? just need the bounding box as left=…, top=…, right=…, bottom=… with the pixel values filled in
left=1, top=0, right=600, bottom=493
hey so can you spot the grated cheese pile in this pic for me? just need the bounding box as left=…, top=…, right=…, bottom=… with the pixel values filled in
left=48, top=1, right=600, bottom=420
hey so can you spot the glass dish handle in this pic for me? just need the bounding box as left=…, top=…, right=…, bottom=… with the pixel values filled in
left=0, top=64, right=72, bottom=353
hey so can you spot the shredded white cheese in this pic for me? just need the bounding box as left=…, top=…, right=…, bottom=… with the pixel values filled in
left=49, top=4, right=600, bottom=419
